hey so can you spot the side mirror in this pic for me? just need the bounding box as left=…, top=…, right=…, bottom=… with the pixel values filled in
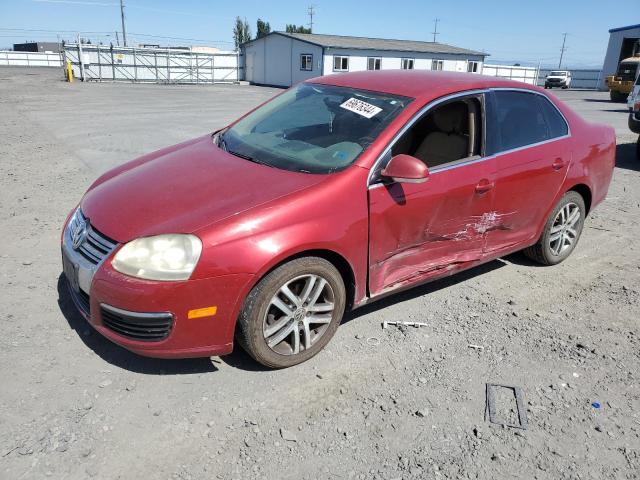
left=381, top=154, right=430, bottom=184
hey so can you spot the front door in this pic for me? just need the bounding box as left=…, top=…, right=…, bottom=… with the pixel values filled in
left=368, top=160, right=496, bottom=296
left=368, top=93, right=497, bottom=297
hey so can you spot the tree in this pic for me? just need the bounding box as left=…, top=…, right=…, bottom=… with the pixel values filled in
left=233, top=16, right=252, bottom=49
left=256, top=18, right=271, bottom=39
left=285, top=24, right=311, bottom=34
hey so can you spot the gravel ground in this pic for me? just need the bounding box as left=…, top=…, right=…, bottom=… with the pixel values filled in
left=1, top=68, right=639, bottom=480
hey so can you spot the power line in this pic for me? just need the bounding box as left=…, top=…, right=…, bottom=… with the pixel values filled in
left=431, top=18, right=440, bottom=42
left=559, top=32, right=568, bottom=69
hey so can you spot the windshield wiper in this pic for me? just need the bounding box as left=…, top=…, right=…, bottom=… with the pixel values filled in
left=226, top=149, right=272, bottom=167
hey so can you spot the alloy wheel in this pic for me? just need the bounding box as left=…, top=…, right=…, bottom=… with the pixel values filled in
left=549, top=202, right=581, bottom=256
left=262, top=274, right=335, bottom=356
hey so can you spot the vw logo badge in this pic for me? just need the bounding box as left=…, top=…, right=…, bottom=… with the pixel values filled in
left=71, top=218, right=88, bottom=250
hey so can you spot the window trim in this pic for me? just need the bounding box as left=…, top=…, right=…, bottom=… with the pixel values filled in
left=300, top=53, right=313, bottom=71
left=367, top=87, right=571, bottom=188
left=401, top=58, right=415, bottom=70
left=333, top=55, right=349, bottom=72
left=367, top=56, right=382, bottom=70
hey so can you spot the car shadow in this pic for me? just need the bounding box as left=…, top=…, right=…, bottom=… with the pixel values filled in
left=343, top=258, right=508, bottom=323
left=616, top=142, right=639, bottom=172
left=582, top=98, right=620, bottom=104
left=57, top=274, right=218, bottom=375
left=602, top=108, right=631, bottom=113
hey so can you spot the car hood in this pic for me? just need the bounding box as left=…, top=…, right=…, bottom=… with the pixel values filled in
left=81, top=135, right=328, bottom=242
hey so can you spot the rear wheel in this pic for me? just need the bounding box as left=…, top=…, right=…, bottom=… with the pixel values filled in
left=636, top=135, right=640, bottom=160
left=236, top=257, right=346, bottom=368
left=523, top=191, right=586, bottom=266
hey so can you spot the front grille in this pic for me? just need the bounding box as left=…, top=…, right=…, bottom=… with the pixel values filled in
left=69, top=210, right=117, bottom=265
left=100, top=305, right=173, bottom=342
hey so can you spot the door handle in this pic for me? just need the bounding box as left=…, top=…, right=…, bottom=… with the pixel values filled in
left=552, top=157, right=566, bottom=171
left=475, top=179, right=494, bottom=194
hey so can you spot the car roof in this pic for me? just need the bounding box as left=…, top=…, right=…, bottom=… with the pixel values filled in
left=308, top=70, right=542, bottom=100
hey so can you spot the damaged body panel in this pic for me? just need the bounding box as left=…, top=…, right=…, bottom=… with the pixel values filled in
left=368, top=158, right=497, bottom=296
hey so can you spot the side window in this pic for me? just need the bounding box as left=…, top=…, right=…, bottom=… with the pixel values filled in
left=493, top=91, right=549, bottom=151
left=300, top=54, right=313, bottom=71
left=390, top=96, right=483, bottom=170
left=401, top=58, right=415, bottom=70
left=536, top=96, right=568, bottom=138
left=367, top=57, right=381, bottom=70
left=333, top=56, right=349, bottom=72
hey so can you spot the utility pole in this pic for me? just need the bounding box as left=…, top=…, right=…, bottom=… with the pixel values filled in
left=558, top=32, right=568, bottom=69
left=308, top=5, right=315, bottom=33
left=432, top=18, right=440, bottom=42
left=120, top=0, right=127, bottom=47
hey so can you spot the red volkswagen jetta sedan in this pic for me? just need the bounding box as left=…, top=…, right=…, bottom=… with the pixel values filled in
left=61, top=71, right=615, bottom=368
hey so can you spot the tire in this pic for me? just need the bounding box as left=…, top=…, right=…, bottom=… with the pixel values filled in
left=523, top=191, right=586, bottom=266
left=236, top=257, right=346, bottom=368
left=636, top=135, right=640, bottom=161
left=610, top=90, right=627, bottom=102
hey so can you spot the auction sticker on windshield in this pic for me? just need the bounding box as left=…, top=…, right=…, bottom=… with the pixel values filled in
left=340, top=97, right=382, bottom=118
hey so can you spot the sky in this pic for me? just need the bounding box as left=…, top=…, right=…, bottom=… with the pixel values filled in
left=0, top=0, right=637, bottom=67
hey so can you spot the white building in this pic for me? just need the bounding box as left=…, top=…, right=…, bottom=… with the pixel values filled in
left=601, top=24, right=640, bottom=90
left=242, top=32, right=487, bottom=88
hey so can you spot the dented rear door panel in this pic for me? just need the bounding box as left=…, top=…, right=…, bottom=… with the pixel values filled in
left=368, top=159, right=497, bottom=297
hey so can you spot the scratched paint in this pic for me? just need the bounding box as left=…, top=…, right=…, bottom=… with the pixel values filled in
left=370, top=211, right=516, bottom=296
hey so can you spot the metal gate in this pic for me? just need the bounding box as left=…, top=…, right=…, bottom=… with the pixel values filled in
left=63, top=44, right=241, bottom=84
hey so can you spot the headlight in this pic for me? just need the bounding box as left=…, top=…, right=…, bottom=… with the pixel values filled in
left=112, top=234, right=202, bottom=281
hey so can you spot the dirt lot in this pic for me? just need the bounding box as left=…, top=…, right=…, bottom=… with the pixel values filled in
left=1, top=68, right=639, bottom=480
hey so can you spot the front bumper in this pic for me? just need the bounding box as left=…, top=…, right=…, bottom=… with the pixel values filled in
left=62, top=218, right=254, bottom=358
left=545, top=80, right=567, bottom=87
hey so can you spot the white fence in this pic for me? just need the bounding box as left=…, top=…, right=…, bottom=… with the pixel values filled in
left=537, top=68, right=602, bottom=90
left=482, top=63, right=603, bottom=90
left=0, top=50, right=62, bottom=67
left=63, top=44, right=241, bottom=84
left=482, top=64, right=539, bottom=85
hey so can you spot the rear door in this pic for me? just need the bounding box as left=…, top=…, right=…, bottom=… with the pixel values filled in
left=484, top=89, right=571, bottom=254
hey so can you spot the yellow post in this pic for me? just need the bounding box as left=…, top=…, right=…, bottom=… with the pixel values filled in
left=66, top=60, right=74, bottom=83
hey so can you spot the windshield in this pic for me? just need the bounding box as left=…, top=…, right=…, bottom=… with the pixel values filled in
left=219, top=83, right=411, bottom=173
left=549, top=71, right=567, bottom=76
left=617, top=62, right=639, bottom=81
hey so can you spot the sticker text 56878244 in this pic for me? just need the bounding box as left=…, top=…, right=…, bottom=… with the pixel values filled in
left=340, top=97, right=383, bottom=119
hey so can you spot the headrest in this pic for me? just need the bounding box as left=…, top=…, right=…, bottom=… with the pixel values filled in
left=432, top=102, right=467, bottom=133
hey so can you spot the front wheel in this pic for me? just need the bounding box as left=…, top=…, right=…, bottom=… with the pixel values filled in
left=523, top=191, right=586, bottom=266
left=236, top=257, right=346, bottom=368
